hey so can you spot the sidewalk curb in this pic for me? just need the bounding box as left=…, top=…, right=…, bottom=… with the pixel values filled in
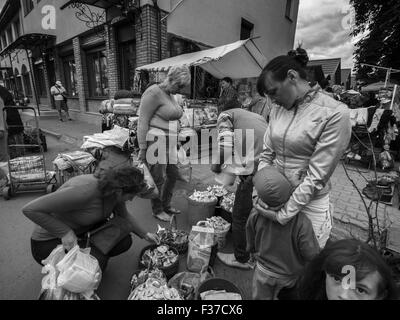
left=42, top=129, right=82, bottom=147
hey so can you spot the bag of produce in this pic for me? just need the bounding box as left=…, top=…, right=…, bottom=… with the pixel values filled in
left=56, top=245, right=102, bottom=295
left=187, top=224, right=216, bottom=272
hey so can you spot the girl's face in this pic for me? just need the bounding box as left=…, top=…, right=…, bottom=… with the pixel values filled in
left=263, top=71, right=298, bottom=110
left=325, top=271, right=384, bottom=300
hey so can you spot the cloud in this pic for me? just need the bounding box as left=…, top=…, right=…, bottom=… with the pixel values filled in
left=295, top=0, right=355, bottom=70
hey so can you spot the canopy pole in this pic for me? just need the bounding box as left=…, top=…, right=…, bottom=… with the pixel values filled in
left=25, top=46, right=41, bottom=116
left=193, top=66, right=197, bottom=100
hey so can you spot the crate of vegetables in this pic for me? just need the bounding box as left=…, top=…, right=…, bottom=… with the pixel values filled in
left=157, top=222, right=189, bottom=254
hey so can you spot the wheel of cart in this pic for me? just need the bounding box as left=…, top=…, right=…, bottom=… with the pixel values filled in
left=2, top=106, right=57, bottom=199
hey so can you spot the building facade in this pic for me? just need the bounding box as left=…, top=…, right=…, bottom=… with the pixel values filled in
left=0, top=0, right=299, bottom=124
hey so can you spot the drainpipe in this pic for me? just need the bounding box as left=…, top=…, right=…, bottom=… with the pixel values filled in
left=152, top=0, right=162, bottom=60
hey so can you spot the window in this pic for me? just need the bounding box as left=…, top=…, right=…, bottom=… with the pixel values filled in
left=1, top=34, right=7, bottom=48
left=14, top=20, right=21, bottom=39
left=285, top=0, right=293, bottom=21
left=23, top=0, right=34, bottom=16
left=6, top=27, right=13, bottom=44
left=240, top=18, right=254, bottom=40
left=21, top=65, right=32, bottom=96
left=62, top=56, right=78, bottom=97
left=87, top=48, right=109, bottom=97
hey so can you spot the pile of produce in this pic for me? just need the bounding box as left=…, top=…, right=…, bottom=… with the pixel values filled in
left=157, top=226, right=188, bottom=247
left=128, top=278, right=182, bottom=300
left=130, top=268, right=166, bottom=291
left=220, top=192, right=235, bottom=213
left=204, top=216, right=230, bottom=232
left=189, top=190, right=218, bottom=203
left=141, top=245, right=178, bottom=269
left=207, top=185, right=228, bottom=197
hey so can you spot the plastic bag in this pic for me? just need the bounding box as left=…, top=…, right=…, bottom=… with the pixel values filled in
left=136, top=161, right=159, bottom=199
left=168, top=266, right=214, bottom=300
left=56, top=245, right=102, bottom=294
left=38, top=245, right=67, bottom=300
left=187, top=224, right=215, bottom=272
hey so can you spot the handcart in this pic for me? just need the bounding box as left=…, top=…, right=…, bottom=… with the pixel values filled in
left=53, top=150, right=97, bottom=187
left=2, top=106, right=56, bottom=200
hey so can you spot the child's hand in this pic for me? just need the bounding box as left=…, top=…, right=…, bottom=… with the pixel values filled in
left=254, top=198, right=278, bottom=222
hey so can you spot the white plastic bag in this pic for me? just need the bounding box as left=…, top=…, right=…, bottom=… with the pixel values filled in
left=39, top=245, right=66, bottom=300
left=56, top=245, right=102, bottom=294
left=187, top=224, right=215, bottom=272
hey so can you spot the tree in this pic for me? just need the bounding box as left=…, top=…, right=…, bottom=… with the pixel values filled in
left=350, top=0, right=400, bottom=83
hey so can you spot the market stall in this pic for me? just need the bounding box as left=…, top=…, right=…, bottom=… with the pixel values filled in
left=135, top=38, right=267, bottom=131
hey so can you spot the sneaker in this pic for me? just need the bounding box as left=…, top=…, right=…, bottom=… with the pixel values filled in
left=217, top=252, right=252, bottom=270
left=152, top=212, right=172, bottom=222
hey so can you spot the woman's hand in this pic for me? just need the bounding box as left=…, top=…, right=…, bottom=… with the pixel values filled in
left=61, top=230, right=78, bottom=251
left=254, top=197, right=278, bottom=222
left=144, top=232, right=160, bottom=244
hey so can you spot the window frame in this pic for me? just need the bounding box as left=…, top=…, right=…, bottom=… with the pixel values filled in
left=86, top=48, right=109, bottom=98
left=285, top=0, right=293, bottom=22
left=23, top=0, right=35, bottom=17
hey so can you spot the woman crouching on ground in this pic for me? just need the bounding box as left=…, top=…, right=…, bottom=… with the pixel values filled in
left=22, top=166, right=159, bottom=271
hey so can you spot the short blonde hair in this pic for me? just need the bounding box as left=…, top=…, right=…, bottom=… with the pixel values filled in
left=167, top=65, right=191, bottom=86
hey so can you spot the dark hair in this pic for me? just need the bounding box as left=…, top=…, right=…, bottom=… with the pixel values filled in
left=298, top=239, right=399, bottom=300
left=98, top=166, right=146, bottom=197
left=325, top=87, right=333, bottom=93
left=221, top=77, right=233, bottom=85
left=256, top=47, right=309, bottom=96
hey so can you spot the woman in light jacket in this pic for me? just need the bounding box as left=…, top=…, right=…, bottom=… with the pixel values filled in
left=254, top=51, right=351, bottom=248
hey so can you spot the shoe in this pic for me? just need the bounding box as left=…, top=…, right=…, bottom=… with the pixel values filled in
left=152, top=212, right=172, bottom=222
left=164, top=207, right=181, bottom=215
left=217, top=252, right=252, bottom=270
left=68, top=118, right=73, bottom=121
left=60, top=119, right=64, bottom=122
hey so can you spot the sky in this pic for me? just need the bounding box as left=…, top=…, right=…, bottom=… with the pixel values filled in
left=294, top=0, right=359, bottom=70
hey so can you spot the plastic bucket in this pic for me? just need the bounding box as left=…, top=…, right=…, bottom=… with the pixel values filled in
left=187, top=197, right=217, bottom=227
left=196, top=277, right=243, bottom=300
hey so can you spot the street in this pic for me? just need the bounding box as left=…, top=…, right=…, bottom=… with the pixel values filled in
left=0, top=135, right=253, bottom=300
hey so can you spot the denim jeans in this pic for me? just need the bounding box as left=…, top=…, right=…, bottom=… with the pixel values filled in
left=149, top=163, right=179, bottom=214
left=232, top=175, right=254, bottom=263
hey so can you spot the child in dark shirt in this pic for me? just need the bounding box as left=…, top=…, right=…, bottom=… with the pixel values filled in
left=247, top=166, right=320, bottom=300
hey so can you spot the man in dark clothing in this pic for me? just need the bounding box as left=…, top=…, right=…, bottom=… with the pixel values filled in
left=217, top=77, right=241, bottom=114
left=0, top=86, right=24, bottom=159
left=211, top=106, right=268, bottom=269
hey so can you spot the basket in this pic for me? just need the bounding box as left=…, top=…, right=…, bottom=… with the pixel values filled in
left=138, top=244, right=180, bottom=280
left=187, top=196, right=217, bottom=227
left=195, top=277, right=243, bottom=300
left=160, top=215, right=189, bottom=254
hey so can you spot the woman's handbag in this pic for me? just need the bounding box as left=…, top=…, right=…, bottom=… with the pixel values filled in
left=86, top=216, right=132, bottom=256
